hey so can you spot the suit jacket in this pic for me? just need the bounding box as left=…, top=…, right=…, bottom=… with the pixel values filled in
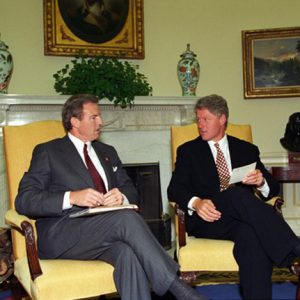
left=167, top=135, right=280, bottom=233
left=15, top=135, right=139, bottom=258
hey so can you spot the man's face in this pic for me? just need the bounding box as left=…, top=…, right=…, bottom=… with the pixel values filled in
left=196, top=108, right=226, bottom=142
left=71, top=102, right=103, bottom=142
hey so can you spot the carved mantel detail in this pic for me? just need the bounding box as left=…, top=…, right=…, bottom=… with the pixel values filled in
left=0, top=95, right=198, bottom=130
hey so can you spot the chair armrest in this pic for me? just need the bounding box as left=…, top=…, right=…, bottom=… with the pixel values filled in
left=266, top=196, right=284, bottom=217
left=170, top=202, right=187, bottom=248
left=170, top=196, right=284, bottom=249
left=5, top=209, right=43, bottom=280
left=272, top=197, right=284, bottom=217
left=5, top=209, right=31, bottom=228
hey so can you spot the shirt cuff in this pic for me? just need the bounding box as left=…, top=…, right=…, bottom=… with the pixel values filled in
left=122, top=194, right=129, bottom=205
left=63, top=191, right=72, bottom=210
left=187, top=196, right=199, bottom=216
left=257, top=180, right=270, bottom=198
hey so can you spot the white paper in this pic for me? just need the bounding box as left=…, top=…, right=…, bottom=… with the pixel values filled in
left=229, top=162, right=257, bottom=184
left=69, top=204, right=139, bottom=218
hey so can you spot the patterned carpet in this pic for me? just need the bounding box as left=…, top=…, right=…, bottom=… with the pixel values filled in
left=102, top=268, right=299, bottom=299
left=197, top=282, right=297, bottom=300
left=0, top=268, right=297, bottom=300
left=192, top=267, right=298, bottom=284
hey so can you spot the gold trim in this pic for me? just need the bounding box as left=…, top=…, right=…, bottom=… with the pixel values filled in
left=242, top=26, right=300, bottom=99
left=43, top=0, right=144, bottom=59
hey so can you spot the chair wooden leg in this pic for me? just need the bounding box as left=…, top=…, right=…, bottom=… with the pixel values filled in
left=296, top=276, right=300, bottom=300
left=10, top=275, right=28, bottom=300
left=289, top=262, right=300, bottom=300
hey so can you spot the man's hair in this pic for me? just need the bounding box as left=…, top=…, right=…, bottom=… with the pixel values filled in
left=194, top=94, right=229, bottom=120
left=62, top=94, right=99, bottom=131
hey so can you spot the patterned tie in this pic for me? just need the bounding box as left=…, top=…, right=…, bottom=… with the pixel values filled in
left=83, top=144, right=107, bottom=194
left=214, top=142, right=230, bottom=191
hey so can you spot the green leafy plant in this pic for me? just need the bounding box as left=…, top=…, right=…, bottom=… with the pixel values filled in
left=53, top=56, right=152, bottom=108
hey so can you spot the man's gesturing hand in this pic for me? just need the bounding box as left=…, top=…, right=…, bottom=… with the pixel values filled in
left=193, top=198, right=221, bottom=222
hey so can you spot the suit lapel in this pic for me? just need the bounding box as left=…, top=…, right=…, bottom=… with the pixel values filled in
left=59, top=136, right=94, bottom=187
left=227, top=135, right=241, bottom=169
left=196, top=137, right=220, bottom=183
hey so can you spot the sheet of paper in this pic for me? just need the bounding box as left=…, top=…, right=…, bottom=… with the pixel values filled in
left=229, top=162, right=257, bottom=184
left=69, top=204, right=139, bottom=218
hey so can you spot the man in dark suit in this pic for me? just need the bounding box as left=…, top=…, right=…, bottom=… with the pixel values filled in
left=15, top=94, right=207, bottom=300
left=168, top=94, right=300, bottom=300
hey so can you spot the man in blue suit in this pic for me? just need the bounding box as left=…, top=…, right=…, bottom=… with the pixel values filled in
left=168, top=94, right=300, bottom=300
left=15, top=94, right=207, bottom=300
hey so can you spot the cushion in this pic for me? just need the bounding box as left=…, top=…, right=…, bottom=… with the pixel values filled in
left=178, top=236, right=238, bottom=272
left=15, top=257, right=116, bottom=300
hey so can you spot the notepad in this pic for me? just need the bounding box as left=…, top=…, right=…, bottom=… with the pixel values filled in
left=69, top=204, right=139, bottom=218
left=229, top=162, right=257, bottom=185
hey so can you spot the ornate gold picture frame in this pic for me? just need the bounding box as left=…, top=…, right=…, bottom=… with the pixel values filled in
left=44, top=0, right=144, bottom=59
left=242, top=27, right=300, bottom=99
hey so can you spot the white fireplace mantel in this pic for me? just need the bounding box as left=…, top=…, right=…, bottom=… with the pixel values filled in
left=0, top=95, right=198, bottom=130
left=0, top=94, right=199, bottom=105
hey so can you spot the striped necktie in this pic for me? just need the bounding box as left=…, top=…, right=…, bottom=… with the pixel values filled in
left=214, top=142, right=230, bottom=191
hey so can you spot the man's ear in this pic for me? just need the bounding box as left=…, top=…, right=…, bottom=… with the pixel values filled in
left=70, top=117, right=80, bottom=129
left=219, top=114, right=227, bottom=127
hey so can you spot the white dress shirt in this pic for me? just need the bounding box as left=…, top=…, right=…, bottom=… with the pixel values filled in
left=63, top=133, right=128, bottom=210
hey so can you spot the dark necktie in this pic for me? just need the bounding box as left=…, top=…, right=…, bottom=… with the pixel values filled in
left=83, top=144, right=107, bottom=194
left=214, top=142, right=230, bottom=191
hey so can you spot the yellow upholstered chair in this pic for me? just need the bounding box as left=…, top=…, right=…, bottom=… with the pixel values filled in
left=3, top=120, right=116, bottom=300
left=170, top=122, right=286, bottom=284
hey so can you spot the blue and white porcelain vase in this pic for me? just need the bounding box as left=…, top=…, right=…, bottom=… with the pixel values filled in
left=177, top=44, right=200, bottom=96
left=0, top=35, right=13, bottom=94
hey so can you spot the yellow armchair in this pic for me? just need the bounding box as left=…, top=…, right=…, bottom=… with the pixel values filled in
left=170, top=123, right=286, bottom=284
left=3, top=121, right=116, bottom=300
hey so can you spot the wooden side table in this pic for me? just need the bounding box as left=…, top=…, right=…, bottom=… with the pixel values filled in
left=271, top=164, right=300, bottom=183
left=270, top=163, right=300, bottom=246
left=289, top=152, right=300, bottom=164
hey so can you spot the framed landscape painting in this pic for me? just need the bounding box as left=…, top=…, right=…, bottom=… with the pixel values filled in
left=43, top=0, right=145, bottom=59
left=242, top=27, right=300, bottom=98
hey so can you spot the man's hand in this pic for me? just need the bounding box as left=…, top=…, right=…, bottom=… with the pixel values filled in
left=193, top=198, right=221, bottom=222
left=70, top=188, right=124, bottom=207
left=70, top=188, right=105, bottom=207
left=103, top=188, right=124, bottom=206
left=242, top=169, right=265, bottom=187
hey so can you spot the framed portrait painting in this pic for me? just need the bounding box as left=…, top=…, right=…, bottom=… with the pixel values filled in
left=44, top=0, right=145, bottom=59
left=242, top=27, right=300, bottom=98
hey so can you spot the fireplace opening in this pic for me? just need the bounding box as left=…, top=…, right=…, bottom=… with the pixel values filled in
left=123, top=162, right=171, bottom=250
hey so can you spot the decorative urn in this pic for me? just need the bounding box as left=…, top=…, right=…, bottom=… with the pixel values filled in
left=177, top=44, right=200, bottom=96
left=0, top=34, right=13, bottom=94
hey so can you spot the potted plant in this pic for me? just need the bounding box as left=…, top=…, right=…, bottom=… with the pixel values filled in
left=53, top=56, right=152, bottom=108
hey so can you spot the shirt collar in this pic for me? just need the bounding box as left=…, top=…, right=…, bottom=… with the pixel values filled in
left=68, top=132, right=91, bottom=152
left=207, top=134, right=228, bottom=149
